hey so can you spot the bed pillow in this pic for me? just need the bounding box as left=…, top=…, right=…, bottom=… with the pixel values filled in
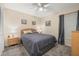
left=23, top=30, right=32, bottom=34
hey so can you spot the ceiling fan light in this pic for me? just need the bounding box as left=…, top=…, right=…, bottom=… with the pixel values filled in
left=39, top=7, right=43, bottom=11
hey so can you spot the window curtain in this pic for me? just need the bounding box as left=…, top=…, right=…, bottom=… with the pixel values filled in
left=58, top=15, right=64, bottom=45
left=76, top=10, right=79, bottom=30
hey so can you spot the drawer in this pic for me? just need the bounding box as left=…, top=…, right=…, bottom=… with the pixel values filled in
left=72, top=33, right=79, bottom=38
left=8, top=38, right=20, bottom=46
left=8, top=40, right=15, bottom=45
left=72, top=38, right=79, bottom=43
left=72, top=43, right=79, bottom=56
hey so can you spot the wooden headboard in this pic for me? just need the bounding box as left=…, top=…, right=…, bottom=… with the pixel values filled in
left=21, top=28, right=37, bottom=35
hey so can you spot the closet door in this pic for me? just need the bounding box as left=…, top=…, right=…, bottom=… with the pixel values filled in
left=64, top=12, right=77, bottom=46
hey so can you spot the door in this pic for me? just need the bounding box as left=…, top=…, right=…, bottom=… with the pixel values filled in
left=64, top=12, right=77, bottom=46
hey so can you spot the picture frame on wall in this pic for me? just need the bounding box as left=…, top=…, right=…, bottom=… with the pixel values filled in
left=45, top=20, right=51, bottom=26
left=21, top=19, right=27, bottom=24
left=32, top=21, right=36, bottom=25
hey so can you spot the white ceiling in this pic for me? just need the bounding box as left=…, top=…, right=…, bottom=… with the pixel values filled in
left=3, top=3, right=79, bottom=17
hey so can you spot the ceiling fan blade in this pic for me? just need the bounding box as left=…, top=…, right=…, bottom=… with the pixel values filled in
left=32, top=3, right=41, bottom=7
left=44, top=4, right=50, bottom=7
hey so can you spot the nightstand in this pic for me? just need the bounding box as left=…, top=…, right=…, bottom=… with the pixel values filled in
left=8, top=37, right=20, bottom=46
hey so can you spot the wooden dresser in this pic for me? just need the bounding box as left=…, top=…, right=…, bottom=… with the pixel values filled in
left=72, top=31, right=79, bottom=56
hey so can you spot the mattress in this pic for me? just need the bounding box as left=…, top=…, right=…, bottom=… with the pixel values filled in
left=21, top=33, right=57, bottom=56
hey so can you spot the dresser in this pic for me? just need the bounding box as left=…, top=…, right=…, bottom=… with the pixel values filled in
left=72, top=31, right=79, bottom=56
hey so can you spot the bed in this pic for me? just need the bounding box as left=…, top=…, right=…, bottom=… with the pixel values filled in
left=21, top=28, right=57, bottom=56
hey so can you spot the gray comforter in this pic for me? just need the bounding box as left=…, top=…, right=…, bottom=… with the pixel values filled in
left=21, top=33, right=57, bottom=56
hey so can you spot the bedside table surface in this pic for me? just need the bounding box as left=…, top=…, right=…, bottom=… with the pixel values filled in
left=8, top=37, right=19, bottom=39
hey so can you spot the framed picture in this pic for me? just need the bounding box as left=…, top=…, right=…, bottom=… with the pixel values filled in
left=21, top=19, right=27, bottom=24
left=45, top=20, right=51, bottom=26
left=32, top=21, right=36, bottom=25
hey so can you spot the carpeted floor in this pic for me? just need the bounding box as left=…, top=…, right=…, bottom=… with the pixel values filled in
left=1, top=44, right=71, bottom=56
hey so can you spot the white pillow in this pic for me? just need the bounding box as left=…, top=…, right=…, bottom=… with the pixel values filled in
left=23, top=30, right=32, bottom=34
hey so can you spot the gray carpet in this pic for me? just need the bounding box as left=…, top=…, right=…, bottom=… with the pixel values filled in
left=1, top=44, right=71, bottom=56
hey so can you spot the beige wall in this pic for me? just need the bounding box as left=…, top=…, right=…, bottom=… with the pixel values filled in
left=40, top=15, right=59, bottom=40
left=4, top=8, right=41, bottom=46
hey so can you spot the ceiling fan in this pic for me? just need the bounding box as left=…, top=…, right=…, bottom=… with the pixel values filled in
left=33, top=3, right=50, bottom=12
